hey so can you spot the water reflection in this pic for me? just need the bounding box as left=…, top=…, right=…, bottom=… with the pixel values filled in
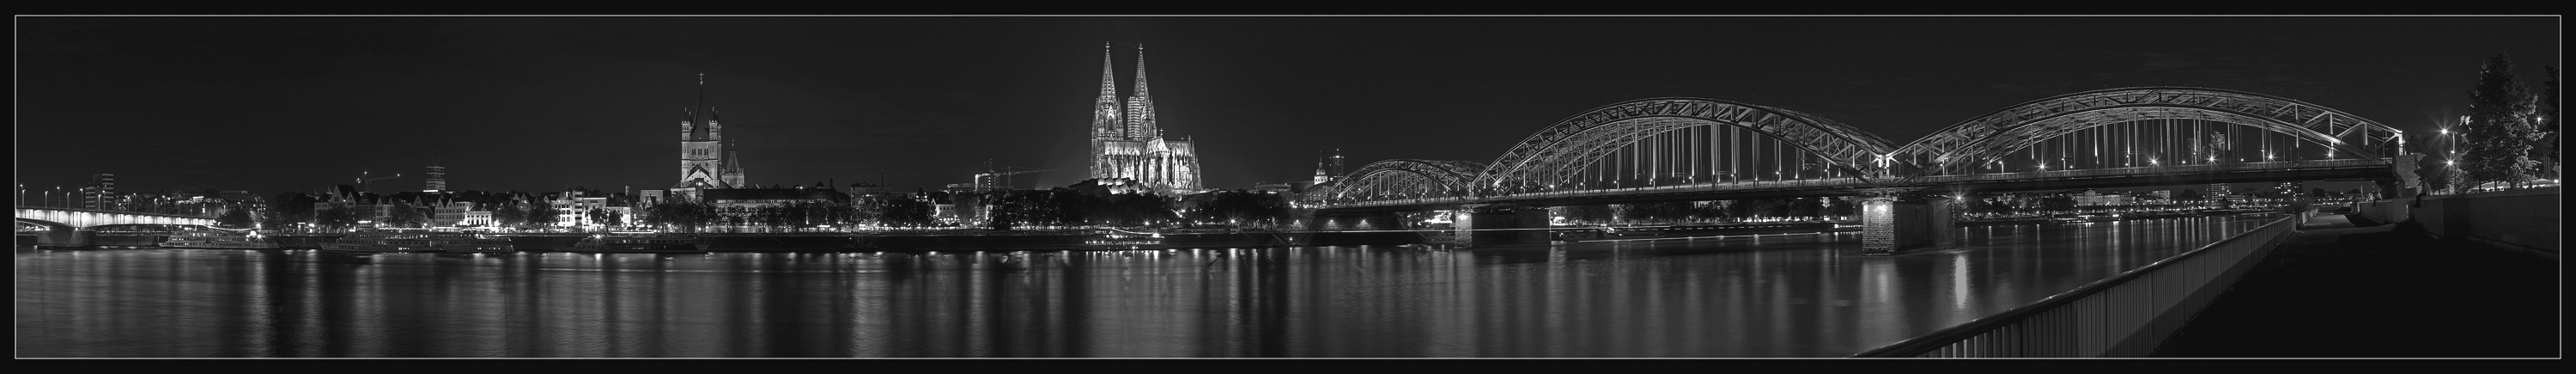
left=16, top=216, right=2270, bottom=357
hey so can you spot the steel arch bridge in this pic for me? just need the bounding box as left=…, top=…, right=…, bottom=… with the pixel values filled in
left=1478, top=98, right=1903, bottom=190
left=1315, top=87, right=2409, bottom=208
left=1308, top=158, right=1487, bottom=204
left=1891, top=87, right=2406, bottom=177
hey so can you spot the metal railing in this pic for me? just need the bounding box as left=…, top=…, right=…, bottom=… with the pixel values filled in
left=1851, top=214, right=2302, bottom=357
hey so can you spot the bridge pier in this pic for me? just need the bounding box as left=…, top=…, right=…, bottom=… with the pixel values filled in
left=1308, top=213, right=1400, bottom=231
left=35, top=229, right=94, bottom=248
left=1449, top=205, right=1550, bottom=247
left=1859, top=188, right=1953, bottom=255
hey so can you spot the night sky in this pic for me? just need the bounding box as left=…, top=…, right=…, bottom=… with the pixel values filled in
left=16, top=16, right=2561, bottom=199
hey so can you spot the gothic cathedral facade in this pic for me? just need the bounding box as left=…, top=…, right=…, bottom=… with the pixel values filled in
left=1089, top=44, right=1203, bottom=194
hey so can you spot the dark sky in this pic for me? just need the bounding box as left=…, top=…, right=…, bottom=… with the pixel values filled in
left=16, top=15, right=2561, bottom=198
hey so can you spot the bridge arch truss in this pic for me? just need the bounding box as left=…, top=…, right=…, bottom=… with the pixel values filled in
left=1309, top=158, right=1487, bottom=204
left=1893, top=87, right=2407, bottom=176
left=1474, top=98, right=1900, bottom=193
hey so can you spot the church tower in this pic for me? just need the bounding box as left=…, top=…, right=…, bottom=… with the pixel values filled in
left=677, top=73, right=729, bottom=189
left=424, top=152, right=447, bottom=193
left=1123, top=44, right=1158, bottom=141
left=1090, top=44, right=1126, bottom=181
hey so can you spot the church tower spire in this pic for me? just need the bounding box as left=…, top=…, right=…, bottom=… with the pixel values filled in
left=1123, top=43, right=1159, bottom=140
left=1094, top=43, right=1122, bottom=139
left=1097, top=43, right=1120, bottom=102
left=1090, top=43, right=1125, bottom=181
left=677, top=74, right=724, bottom=190
left=1133, top=44, right=1150, bottom=98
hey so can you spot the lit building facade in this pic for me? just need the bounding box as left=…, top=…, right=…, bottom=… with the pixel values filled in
left=82, top=174, right=114, bottom=210
left=1088, top=44, right=1203, bottom=194
left=424, top=158, right=447, bottom=193
left=671, top=74, right=748, bottom=199
left=432, top=201, right=473, bottom=227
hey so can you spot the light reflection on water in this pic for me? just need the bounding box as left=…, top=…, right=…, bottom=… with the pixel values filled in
left=16, top=216, right=2269, bottom=357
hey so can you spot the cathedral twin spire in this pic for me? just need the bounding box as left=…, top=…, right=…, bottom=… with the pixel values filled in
left=1087, top=42, right=1200, bottom=193
left=1096, top=43, right=1158, bottom=141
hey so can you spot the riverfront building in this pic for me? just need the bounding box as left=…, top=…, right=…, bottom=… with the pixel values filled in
left=81, top=174, right=115, bottom=210
left=424, top=159, right=447, bottom=193
left=1088, top=44, right=1203, bottom=195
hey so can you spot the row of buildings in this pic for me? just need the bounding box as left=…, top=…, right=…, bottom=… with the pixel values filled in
left=24, top=173, right=266, bottom=219
left=277, top=45, right=1304, bottom=230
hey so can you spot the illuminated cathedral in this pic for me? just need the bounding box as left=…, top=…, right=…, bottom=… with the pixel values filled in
left=1089, top=44, right=1204, bottom=194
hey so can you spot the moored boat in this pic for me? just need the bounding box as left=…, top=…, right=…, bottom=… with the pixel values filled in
left=320, top=232, right=515, bottom=253
left=161, top=230, right=283, bottom=249
left=1074, top=230, right=1166, bottom=250
left=568, top=234, right=708, bottom=253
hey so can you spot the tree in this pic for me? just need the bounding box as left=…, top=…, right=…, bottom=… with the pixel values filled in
left=1619, top=201, right=1693, bottom=223
left=1826, top=197, right=1856, bottom=219
left=1971, top=199, right=2014, bottom=217
left=2411, top=151, right=2459, bottom=194
left=1689, top=201, right=1728, bottom=222
left=2540, top=65, right=2561, bottom=177
left=653, top=199, right=718, bottom=233
left=2175, top=188, right=2204, bottom=202
left=1753, top=199, right=1789, bottom=220
left=218, top=205, right=255, bottom=229
left=1722, top=200, right=1756, bottom=223
left=383, top=200, right=428, bottom=228
left=2038, top=195, right=2078, bottom=214
left=526, top=203, right=560, bottom=229
left=316, top=206, right=357, bottom=231
left=2461, top=53, right=2542, bottom=189
left=495, top=204, right=527, bottom=228
left=876, top=197, right=934, bottom=228
left=264, top=193, right=318, bottom=232
left=1789, top=198, right=1825, bottom=221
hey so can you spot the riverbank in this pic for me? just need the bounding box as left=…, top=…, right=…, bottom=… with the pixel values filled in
left=2149, top=214, right=2560, bottom=358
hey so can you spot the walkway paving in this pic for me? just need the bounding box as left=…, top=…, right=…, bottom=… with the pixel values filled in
left=2150, top=213, right=2561, bottom=358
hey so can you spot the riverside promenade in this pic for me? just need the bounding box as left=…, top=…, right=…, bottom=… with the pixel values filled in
left=2150, top=213, right=2561, bottom=358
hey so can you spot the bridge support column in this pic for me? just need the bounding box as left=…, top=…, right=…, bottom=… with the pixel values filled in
left=1929, top=194, right=1957, bottom=249
left=1859, top=188, right=1937, bottom=255
left=1516, top=206, right=1550, bottom=243
left=36, top=229, right=94, bottom=248
left=1314, top=214, right=1399, bottom=231
left=2385, top=154, right=2422, bottom=199
left=1451, top=205, right=1550, bottom=247
left=1452, top=205, right=1479, bottom=246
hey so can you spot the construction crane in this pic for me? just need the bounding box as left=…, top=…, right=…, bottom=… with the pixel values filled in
left=355, top=170, right=403, bottom=194
left=971, top=162, right=1055, bottom=193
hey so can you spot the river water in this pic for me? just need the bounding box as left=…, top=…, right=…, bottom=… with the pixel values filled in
left=16, top=215, right=2273, bottom=357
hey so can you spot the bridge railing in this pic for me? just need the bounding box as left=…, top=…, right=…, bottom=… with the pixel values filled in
left=1850, top=214, right=2300, bottom=358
